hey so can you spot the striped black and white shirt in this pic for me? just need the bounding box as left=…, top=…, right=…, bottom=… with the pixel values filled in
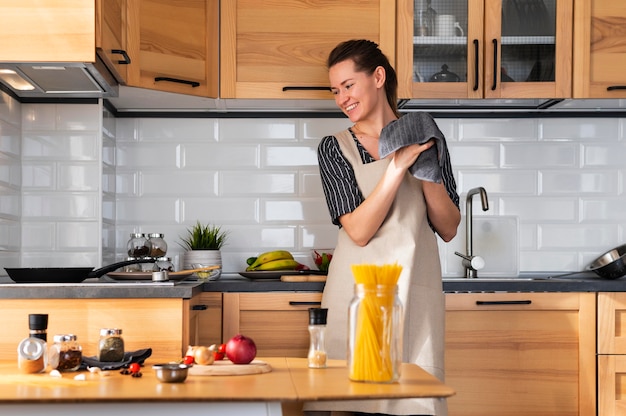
left=318, top=128, right=460, bottom=231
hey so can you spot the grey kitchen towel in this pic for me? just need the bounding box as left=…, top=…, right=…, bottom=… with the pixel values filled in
left=378, top=112, right=446, bottom=183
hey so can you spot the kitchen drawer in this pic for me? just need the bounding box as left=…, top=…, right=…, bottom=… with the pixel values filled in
left=222, top=292, right=322, bottom=357
left=598, top=292, right=626, bottom=354
left=598, top=355, right=626, bottom=416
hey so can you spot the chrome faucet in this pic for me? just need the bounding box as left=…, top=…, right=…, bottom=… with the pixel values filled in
left=455, top=187, right=489, bottom=278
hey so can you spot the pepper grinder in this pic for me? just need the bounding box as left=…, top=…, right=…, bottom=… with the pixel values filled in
left=307, top=308, right=328, bottom=368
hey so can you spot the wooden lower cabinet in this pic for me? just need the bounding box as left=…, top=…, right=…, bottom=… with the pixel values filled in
left=445, top=292, right=596, bottom=416
left=0, top=298, right=193, bottom=362
left=191, top=292, right=222, bottom=347
left=597, top=292, right=626, bottom=416
left=222, top=292, right=322, bottom=357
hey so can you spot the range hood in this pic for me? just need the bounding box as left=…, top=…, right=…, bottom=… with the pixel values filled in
left=0, top=55, right=118, bottom=99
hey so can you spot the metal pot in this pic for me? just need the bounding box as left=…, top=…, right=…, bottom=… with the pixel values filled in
left=586, top=244, right=626, bottom=279
left=4, top=258, right=157, bottom=284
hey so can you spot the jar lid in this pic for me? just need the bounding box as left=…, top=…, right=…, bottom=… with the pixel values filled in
left=129, top=233, right=145, bottom=238
left=155, top=256, right=171, bottom=261
left=28, top=314, right=48, bottom=331
left=53, top=334, right=77, bottom=342
left=148, top=233, right=164, bottom=238
left=18, top=338, right=45, bottom=360
left=100, top=328, right=122, bottom=336
left=309, top=308, right=328, bottom=325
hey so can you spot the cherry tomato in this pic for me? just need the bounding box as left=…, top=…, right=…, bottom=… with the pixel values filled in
left=213, top=351, right=225, bottom=361
left=129, top=363, right=141, bottom=374
left=218, top=343, right=227, bottom=354
left=183, top=355, right=195, bottom=365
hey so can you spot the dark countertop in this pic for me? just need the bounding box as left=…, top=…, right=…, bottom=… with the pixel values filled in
left=204, top=272, right=626, bottom=293
left=1, top=272, right=625, bottom=299
left=0, top=276, right=204, bottom=299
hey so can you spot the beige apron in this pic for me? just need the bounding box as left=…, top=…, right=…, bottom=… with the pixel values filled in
left=304, top=130, right=447, bottom=416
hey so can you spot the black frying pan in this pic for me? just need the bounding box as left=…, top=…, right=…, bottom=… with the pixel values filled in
left=546, top=244, right=626, bottom=280
left=4, top=258, right=157, bottom=283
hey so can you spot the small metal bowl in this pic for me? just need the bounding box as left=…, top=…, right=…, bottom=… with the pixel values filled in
left=152, top=363, right=191, bottom=383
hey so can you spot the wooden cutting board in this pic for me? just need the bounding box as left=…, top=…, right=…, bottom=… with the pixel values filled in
left=280, top=274, right=327, bottom=282
left=188, top=359, right=271, bottom=376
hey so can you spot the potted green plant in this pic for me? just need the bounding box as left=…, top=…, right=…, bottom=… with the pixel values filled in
left=179, top=221, right=229, bottom=280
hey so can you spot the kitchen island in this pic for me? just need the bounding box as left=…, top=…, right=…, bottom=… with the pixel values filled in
left=0, top=357, right=454, bottom=416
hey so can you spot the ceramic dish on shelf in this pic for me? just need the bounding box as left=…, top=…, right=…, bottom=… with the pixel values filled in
left=239, top=270, right=326, bottom=280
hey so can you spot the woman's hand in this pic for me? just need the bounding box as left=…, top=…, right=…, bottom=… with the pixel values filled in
left=391, top=140, right=435, bottom=171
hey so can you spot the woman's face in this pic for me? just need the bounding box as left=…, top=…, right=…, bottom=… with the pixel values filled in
left=328, top=59, right=383, bottom=123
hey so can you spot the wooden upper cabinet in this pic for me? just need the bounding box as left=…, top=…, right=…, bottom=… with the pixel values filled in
left=573, top=0, right=626, bottom=98
left=96, top=0, right=129, bottom=84
left=220, top=0, right=396, bottom=99
left=126, top=0, right=219, bottom=98
left=397, top=0, right=573, bottom=99
left=0, top=0, right=95, bottom=62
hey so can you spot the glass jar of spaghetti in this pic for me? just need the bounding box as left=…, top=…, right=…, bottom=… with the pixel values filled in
left=347, top=283, right=403, bottom=383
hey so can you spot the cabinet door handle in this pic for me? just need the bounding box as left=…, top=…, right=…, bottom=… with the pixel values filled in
left=111, top=49, right=131, bottom=65
left=491, top=39, right=498, bottom=91
left=476, top=300, right=532, bottom=305
left=154, top=77, right=200, bottom=88
left=473, top=39, right=479, bottom=91
left=289, top=301, right=322, bottom=306
left=192, top=305, right=208, bottom=310
left=282, top=86, right=332, bottom=92
left=607, top=86, right=626, bottom=91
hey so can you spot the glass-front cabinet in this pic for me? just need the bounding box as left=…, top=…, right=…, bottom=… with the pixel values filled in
left=397, top=0, right=573, bottom=99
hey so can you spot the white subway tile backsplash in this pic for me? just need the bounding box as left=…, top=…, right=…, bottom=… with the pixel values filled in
left=540, top=117, right=620, bottom=141
left=459, top=118, right=538, bottom=140
left=448, top=144, right=499, bottom=167
left=583, top=143, right=626, bottom=166
left=182, top=198, right=258, bottom=224
left=22, top=193, right=99, bottom=218
left=182, top=143, right=259, bottom=169
left=220, top=118, right=297, bottom=141
left=57, top=163, right=100, bottom=191
left=138, top=118, right=217, bottom=141
left=56, top=104, right=100, bottom=130
left=57, top=221, right=100, bottom=249
left=502, top=142, right=578, bottom=167
left=21, top=223, right=55, bottom=249
left=302, top=118, right=351, bottom=139
left=540, top=170, right=618, bottom=194
left=220, top=172, right=296, bottom=195
left=1, top=94, right=625, bottom=275
left=22, top=132, right=100, bottom=160
left=116, top=143, right=181, bottom=167
left=140, top=171, right=217, bottom=196
left=264, top=145, right=318, bottom=167
left=22, top=163, right=54, bottom=188
left=539, top=224, right=618, bottom=249
left=500, top=197, right=577, bottom=221
left=458, top=170, right=538, bottom=195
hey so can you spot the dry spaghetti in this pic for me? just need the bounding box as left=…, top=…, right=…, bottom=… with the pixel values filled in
left=348, top=263, right=403, bottom=383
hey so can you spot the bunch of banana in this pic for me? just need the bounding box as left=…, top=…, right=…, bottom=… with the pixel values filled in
left=245, top=250, right=300, bottom=271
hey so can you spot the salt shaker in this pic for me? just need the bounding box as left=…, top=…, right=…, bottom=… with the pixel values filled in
left=307, top=308, right=328, bottom=368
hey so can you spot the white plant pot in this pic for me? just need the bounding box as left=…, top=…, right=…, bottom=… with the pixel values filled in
left=183, top=250, right=222, bottom=280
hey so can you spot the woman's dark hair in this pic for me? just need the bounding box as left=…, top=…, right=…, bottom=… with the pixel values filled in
left=327, top=39, right=399, bottom=117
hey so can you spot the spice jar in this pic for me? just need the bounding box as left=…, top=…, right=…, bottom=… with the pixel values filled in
left=127, top=233, right=150, bottom=258
left=123, top=257, right=142, bottom=272
left=348, top=284, right=403, bottom=383
left=49, top=334, right=82, bottom=372
left=147, top=233, right=168, bottom=258
left=307, top=308, right=328, bottom=369
left=17, top=314, right=48, bottom=374
left=98, top=328, right=125, bottom=362
left=154, top=256, right=173, bottom=272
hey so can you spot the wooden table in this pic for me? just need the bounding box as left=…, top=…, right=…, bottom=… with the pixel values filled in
left=0, top=358, right=454, bottom=415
